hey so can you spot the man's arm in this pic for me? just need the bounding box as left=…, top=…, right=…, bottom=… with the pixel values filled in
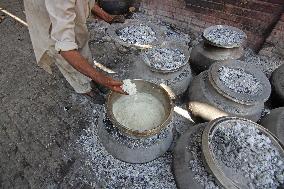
left=45, top=0, right=124, bottom=94
left=91, top=4, right=113, bottom=23
left=60, top=50, right=123, bottom=93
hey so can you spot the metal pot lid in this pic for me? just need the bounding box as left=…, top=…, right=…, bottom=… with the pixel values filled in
left=203, top=25, right=247, bottom=48
left=202, top=116, right=284, bottom=189
left=107, top=19, right=164, bottom=50
left=141, top=42, right=190, bottom=73
left=208, top=60, right=271, bottom=105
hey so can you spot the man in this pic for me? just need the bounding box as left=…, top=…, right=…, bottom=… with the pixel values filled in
left=24, top=0, right=125, bottom=98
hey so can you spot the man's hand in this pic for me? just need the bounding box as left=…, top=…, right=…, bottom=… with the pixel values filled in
left=91, top=3, right=125, bottom=24
left=60, top=50, right=125, bottom=94
left=93, top=71, right=124, bottom=94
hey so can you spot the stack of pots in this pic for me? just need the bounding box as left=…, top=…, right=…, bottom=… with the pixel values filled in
left=98, top=80, right=174, bottom=163
left=107, top=20, right=192, bottom=96
left=188, top=60, right=271, bottom=122
left=190, top=25, right=246, bottom=74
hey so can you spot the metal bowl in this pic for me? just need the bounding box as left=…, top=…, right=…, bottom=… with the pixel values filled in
left=106, top=79, right=174, bottom=137
left=202, top=117, right=284, bottom=189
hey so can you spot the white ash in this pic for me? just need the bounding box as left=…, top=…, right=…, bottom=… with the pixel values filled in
left=122, top=79, right=137, bottom=95
left=103, top=118, right=172, bottom=149
left=145, top=48, right=186, bottom=71
left=261, top=108, right=271, bottom=118
left=218, top=66, right=263, bottom=95
left=76, top=105, right=176, bottom=188
left=188, top=126, right=222, bottom=189
left=164, top=26, right=191, bottom=44
left=210, top=120, right=284, bottom=189
left=243, top=49, right=283, bottom=78
left=204, top=26, right=246, bottom=47
left=116, top=24, right=157, bottom=45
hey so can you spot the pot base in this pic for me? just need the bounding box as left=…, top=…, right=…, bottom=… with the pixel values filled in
left=98, top=118, right=173, bottom=164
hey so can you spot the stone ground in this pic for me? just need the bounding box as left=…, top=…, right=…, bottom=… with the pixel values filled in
left=0, top=0, right=100, bottom=188
left=0, top=1, right=193, bottom=188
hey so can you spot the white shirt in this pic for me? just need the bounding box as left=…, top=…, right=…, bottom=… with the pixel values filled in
left=24, top=0, right=96, bottom=73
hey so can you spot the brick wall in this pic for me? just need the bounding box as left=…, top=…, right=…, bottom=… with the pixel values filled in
left=266, top=13, right=284, bottom=47
left=139, top=0, right=284, bottom=50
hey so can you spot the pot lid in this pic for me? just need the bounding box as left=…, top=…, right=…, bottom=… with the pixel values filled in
left=208, top=60, right=271, bottom=105
left=141, top=42, right=190, bottom=73
left=203, top=25, right=247, bottom=48
left=107, top=19, right=164, bottom=50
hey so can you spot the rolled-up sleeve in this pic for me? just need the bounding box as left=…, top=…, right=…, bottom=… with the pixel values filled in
left=45, top=0, right=78, bottom=52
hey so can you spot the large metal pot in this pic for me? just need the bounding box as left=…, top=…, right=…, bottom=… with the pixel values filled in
left=270, top=63, right=284, bottom=107
left=202, top=117, right=284, bottom=189
left=173, top=123, right=212, bottom=189
left=188, top=61, right=271, bottom=122
left=99, top=0, right=131, bottom=15
left=98, top=80, right=174, bottom=163
left=260, top=107, right=284, bottom=145
left=132, top=42, right=192, bottom=96
left=190, top=41, right=244, bottom=74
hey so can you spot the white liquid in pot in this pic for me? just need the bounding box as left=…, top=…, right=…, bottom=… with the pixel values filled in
left=112, top=93, right=166, bottom=131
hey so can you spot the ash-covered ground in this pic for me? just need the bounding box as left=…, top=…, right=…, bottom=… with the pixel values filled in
left=0, top=0, right=283, bottom=188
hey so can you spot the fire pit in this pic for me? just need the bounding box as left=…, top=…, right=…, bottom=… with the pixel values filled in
left=133, top=42, right=192, bottom=96
left=188, top=60, right=271, bottom=122
left=98, top=80, right=174, bottom=163
left=190, top=25, right=246, bottom=74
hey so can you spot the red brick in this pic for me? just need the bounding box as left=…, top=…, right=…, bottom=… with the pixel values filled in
left=281, top=14, right=284, bottom=21
left=224, top=4, right=275, bottom=22
left=221, top=0, right=283, bottom=14
left=186, top=0, right=225, bottom=11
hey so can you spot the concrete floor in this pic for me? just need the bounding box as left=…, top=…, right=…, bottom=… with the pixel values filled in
left=0, top=0, right=120, bottom=188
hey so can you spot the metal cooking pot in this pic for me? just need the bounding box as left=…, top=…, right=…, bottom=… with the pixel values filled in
left=99, top=0, right=131, bottom=15
left=99, top=79, right=174, bottom=163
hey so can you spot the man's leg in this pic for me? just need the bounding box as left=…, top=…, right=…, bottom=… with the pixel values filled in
left=54, top=54, right=92, bottom=94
